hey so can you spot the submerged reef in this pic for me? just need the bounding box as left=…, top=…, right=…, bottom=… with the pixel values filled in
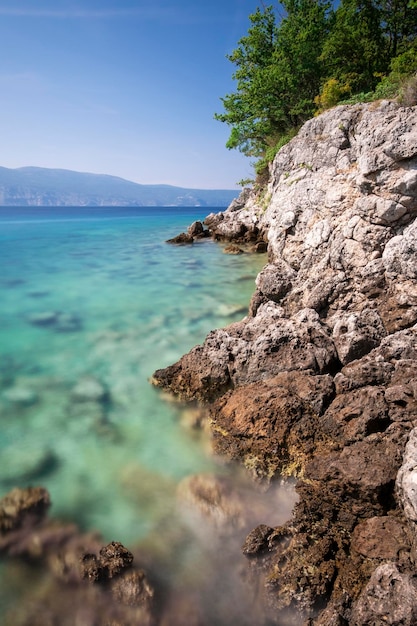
left=153, top=100, right=417, bottom=624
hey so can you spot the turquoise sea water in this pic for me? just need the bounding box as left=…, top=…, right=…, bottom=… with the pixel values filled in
left=0, top=207, right=294, bottom=623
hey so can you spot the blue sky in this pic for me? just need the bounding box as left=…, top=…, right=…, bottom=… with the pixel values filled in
left=0, top=0, right=265, bottom=189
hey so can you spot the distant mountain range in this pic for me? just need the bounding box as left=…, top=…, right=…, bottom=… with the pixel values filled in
left=0, top=166, right=239, bottom=207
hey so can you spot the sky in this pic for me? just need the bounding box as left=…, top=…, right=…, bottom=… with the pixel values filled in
left=0, top=0, right=266, bottom=189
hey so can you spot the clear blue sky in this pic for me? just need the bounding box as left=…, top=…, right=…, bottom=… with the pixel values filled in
left=0, top=1, right=264, bottom=189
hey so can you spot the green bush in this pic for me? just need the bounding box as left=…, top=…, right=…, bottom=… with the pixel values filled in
left=255, top=128, right=299, bottom=179
left=398, top=74, right=417, bottom=106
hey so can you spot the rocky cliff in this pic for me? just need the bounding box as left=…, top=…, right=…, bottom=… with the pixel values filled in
left=153, top=100, right=417, bottom=624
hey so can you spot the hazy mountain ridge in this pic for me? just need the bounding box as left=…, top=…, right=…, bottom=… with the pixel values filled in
left=0, top=166, right=238, bottom=207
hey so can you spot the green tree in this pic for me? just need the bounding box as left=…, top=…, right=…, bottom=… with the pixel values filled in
left=319, top=0, right=388, bottom=94
left=380, top=0, right=417, bottom=57
left=214, top=6, right=279, bottom=158
left=272, top=0, right=331, bottom=121
left=215, top=1, right=330, bottom=162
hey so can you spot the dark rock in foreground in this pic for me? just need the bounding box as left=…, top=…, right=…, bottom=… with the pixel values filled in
left=0, top=487, right=155, bottom=626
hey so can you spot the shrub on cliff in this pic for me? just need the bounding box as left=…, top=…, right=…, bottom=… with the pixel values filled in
left=216, top=0, right=417, bottom=179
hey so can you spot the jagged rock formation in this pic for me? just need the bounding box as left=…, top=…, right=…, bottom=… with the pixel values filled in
left=0, top=486, right=155, bottom=626
left=153, top=100, right=417, bottom=624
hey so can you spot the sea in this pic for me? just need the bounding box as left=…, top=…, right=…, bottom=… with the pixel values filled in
left=0, top=206, right=295, bottom=624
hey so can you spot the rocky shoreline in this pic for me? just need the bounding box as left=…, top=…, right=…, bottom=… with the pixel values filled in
left=153, top=100, right=417, bottom=624
left=1, top=99, right=417, bottom=625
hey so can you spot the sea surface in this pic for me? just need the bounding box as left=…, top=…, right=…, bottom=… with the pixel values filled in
left=0, top=206, right=295, bottom=624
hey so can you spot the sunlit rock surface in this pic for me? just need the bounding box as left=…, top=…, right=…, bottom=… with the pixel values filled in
left=153, top=100, right=417, bottom=624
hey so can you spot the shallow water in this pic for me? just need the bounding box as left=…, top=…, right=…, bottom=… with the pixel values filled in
left=0, top=206, right=295, bottom=623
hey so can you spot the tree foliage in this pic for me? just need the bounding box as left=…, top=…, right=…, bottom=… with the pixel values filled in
left=216, top=0, right=417, bottom=175
left=319, top=0, right=388, bottom=94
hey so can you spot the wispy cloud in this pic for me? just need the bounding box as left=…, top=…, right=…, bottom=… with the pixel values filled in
left=0, top=7, right=177, bottom=19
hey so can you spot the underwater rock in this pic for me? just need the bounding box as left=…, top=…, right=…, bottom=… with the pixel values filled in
left=0, top=485, right=156, bottom=626
left=2, top=385, right=39, bottom=406
left=223, top=244, right=244, bottom=254
left=71, top=376, right=109, bottom=403
left=27, top=311, right=82, bottom=332
left=177, top=473, right=247, bottom=530
left=0, top=446, right=58, bottom=484
left=111, top=569, right=154, bottom=609
left=27, top=311, right=59, bottom=326
left=0, top=486, right=50, bottom=534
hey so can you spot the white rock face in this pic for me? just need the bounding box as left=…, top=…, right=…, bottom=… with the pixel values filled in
left=396, top=427, right=417, bottom=523
left=208, top=101, right=417, bottom=345
left=155, top=100, right=417, bottom=623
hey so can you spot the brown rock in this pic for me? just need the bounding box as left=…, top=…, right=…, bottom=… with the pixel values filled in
left=0, top=486, right=51, bottom=534
left=211, top=371, right=335, bottom=481
left=242, top=524, right=275, bottom=555
left=187, top=221, right=206, bottom=237
left=80, top=541, right=134, bottom=582
left=111, top=569, right=154, bottom=609
left=166, top=232, right=194, bottom=244
left=320, top=386, right=390, bottom=445
left=351, top=516, right=409, bottom=560
left=223, top=244, right=244, bottom=254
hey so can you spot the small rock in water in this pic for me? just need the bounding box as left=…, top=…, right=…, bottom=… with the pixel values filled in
left=177, top=473, right=246, bottom=530
left=216, top=303, right=247, bottom=317
left=2, top=385, right=38, bottom=406
left=3, top=278, right=25, bottom=288
left=223, top=244, right=244, bottom=254
left=27, top=310, right=82, bottom=332
left=187, top=221, right=205, bottom=237
left=27, top=290, right=50, bottom=298
left=166, top=232, right=194, bottom=244
left=1, top=446, right=58, bottom=484
left=0, top=486, right=51, bottom=533
left=71, top=376, right=109, bottom=403
left=27, top=311, right=59, bottom=326
left=55, top=312, right=82, bottom=332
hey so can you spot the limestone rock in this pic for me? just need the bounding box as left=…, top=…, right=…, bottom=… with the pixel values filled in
left=153, top=305, right=338, bottom=402
left=350, top=563, right=417, bottom=626
left=152, top=101, right=417, bottom=624
left=255, top=261, right=296, bottom=303
left=396, top=427, right=417, bottom=524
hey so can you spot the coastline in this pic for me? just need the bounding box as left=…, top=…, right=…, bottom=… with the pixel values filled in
left=1, top=99, right=417, bottom=624
left=152, top=100, right=417, bottom=624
